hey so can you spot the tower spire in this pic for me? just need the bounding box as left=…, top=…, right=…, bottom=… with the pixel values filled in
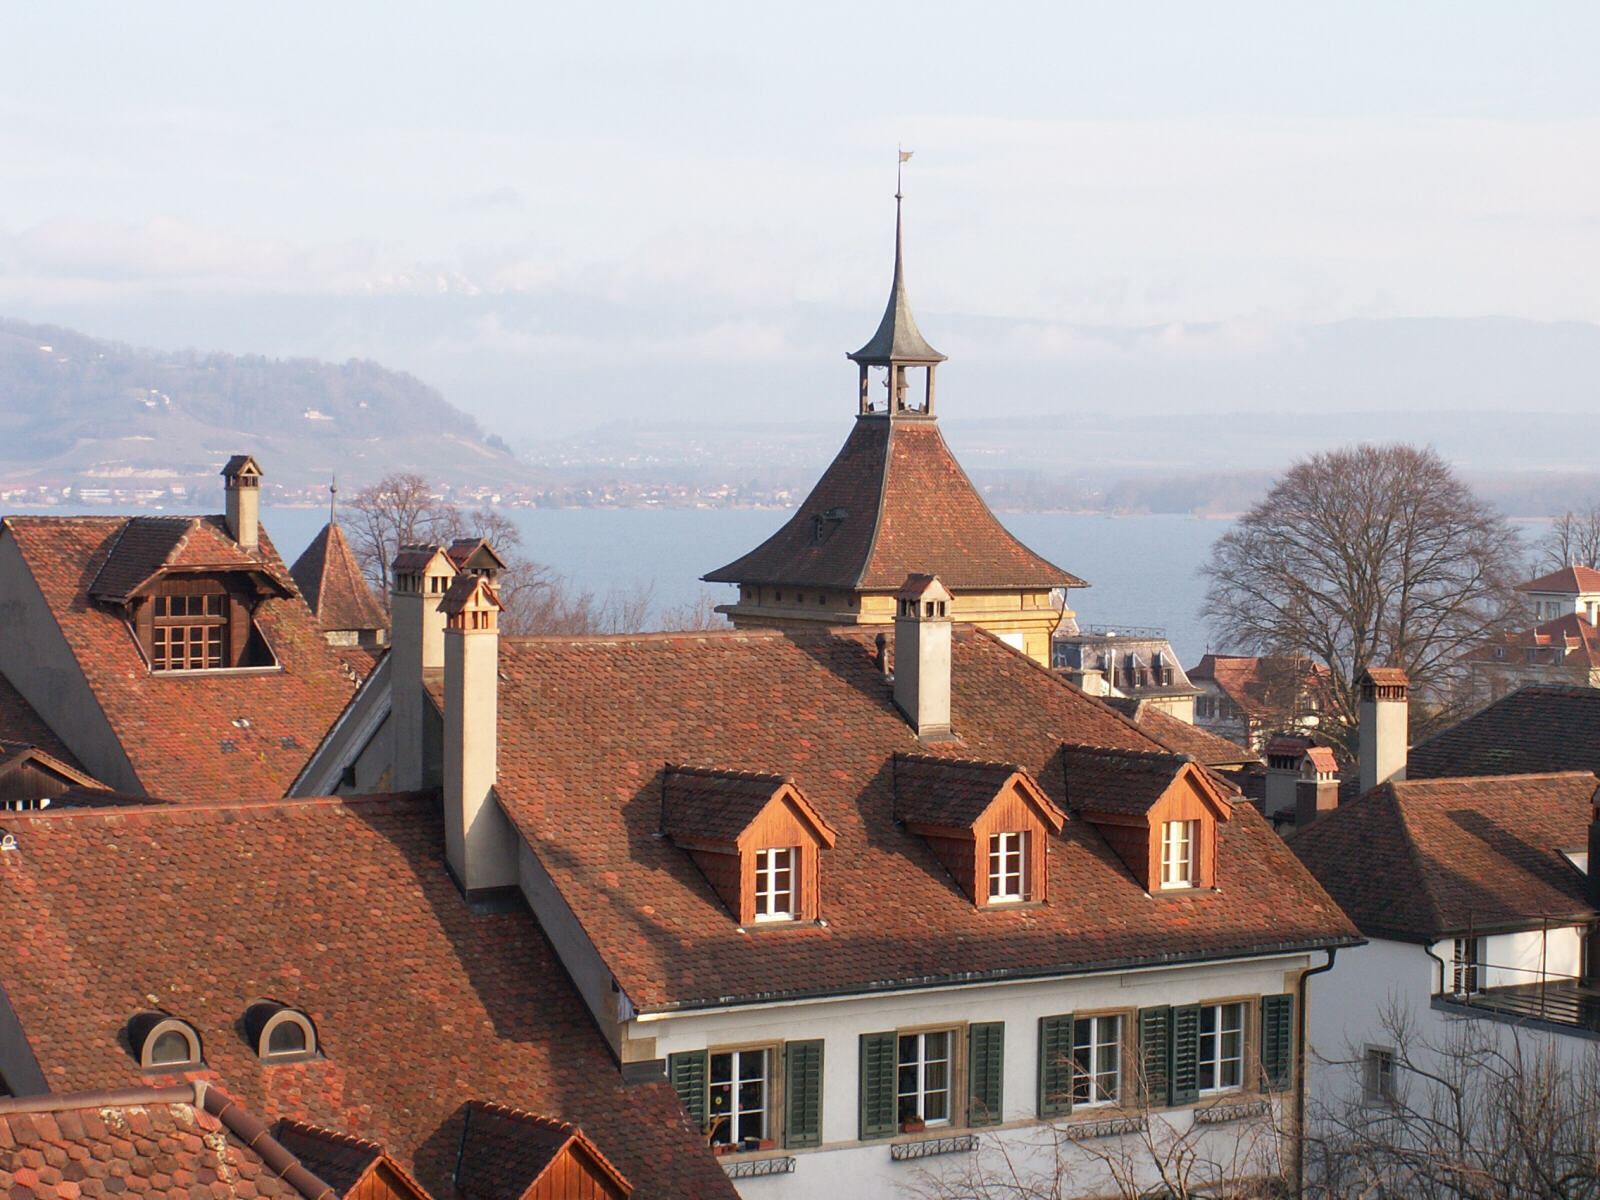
left=329, top=476, right=338, bottom=525
left=848, top=151, right=946, bottom=418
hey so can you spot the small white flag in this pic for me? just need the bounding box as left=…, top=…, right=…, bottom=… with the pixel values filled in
left=899, top=149, right=914, bottom=163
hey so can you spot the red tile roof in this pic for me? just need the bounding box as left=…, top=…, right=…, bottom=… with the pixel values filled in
left=1361, top=667, right=1410, bottom=688
left=476, top=626, right=1356, bottom=1012
left=273, top=1121, right=433, bottom=1199
left=0, top=794, right=733, bottom=1199
left=1102, top=699, right=1259, bottom=767
left=289, top=523, right=387, bottom=635
left=661, top=767, right=835, bottom=847
left=0, top=673, right=86, bottom=775
left=1188, top=654, right=1329, bottom=721
left=893, top=754, right=1064, bottom=829
left=88, top=516, right=293, bottom=603
left=455, top=1101, right=631, bottom=1200
left=1, top=517, right=361, bottom=803
left=1517, top=565, right=1600, bottom=593
left=703, top=419, right=1086, bottom=591
left=1292, top=772, right=1599, bottom=941
left=1470, top=612, right=1600, bottom=667
left=1061, top=745, right=1228, bottom=819
left=0, top=1087, right=311, bottom=1199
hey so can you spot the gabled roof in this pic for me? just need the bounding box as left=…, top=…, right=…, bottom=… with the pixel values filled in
left=439, top=573, right=501, bottom=617
left=456, top=1101, right=632, bottom=1200
left=661, top=766, right=836, bottom=847
left=222, top=454, right=263, bottom=480
left=1473, top=612, right=1600, bottom=667
left=0, top=741, right=105, bottom=795
left=1061, top=745, right=1233, bottom=820
left=0, top=793, right=733, bottom=1199
left=0, top=517, right=360, bottom=803
left=1101, top=699, right=1259, bottom=767
left=893, top=754, right=1065, bottom=831
left=274, top=1121, right=432, bottom=1199
left=446, top=538, right=508, bottom=576
left=0, top=672, right=84, bottom=773
left=1517, top=565, right=1600, bottom=594
left=1187, top=654, right=1329, bottom=720
left=1292, top=772, right=1599, bottom=941
left=1409, top=685, right=1600, bottom=779
left=289, top=522, right=387, bottom=634
left=87, top=515, right=292, bottom=602
left=472, top=626, right=1356, bottom=1012
left=703, top=420, right=1085, bottom=591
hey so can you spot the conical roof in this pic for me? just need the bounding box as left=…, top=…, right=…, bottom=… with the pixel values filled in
left=848, top=198, right=946, bottom=366
left=290, top=521, right=387, bottom=634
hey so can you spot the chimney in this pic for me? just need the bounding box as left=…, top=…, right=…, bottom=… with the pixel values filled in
left=220, top=455, right=262, bottom=553
left=390, top=544, right=457, bottom=791
left=1263, top=736, right=1310, bottom=820
left=1358, top=667, right=1409, bottom=795
left=1295, top=746, right=1341, bottom=828
left=893, top=574, right=954, bottom=741
left=442, top=574, right=516, bottom=895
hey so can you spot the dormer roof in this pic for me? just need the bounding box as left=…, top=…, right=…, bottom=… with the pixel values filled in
left=893, top=754, right=1065, bottom=832
left=456, top=1101, right=632, bottom=1200
left=1062, top=745, right=1233, bottom=822
left=273, top=1120, right=433, bottom=1200
left=661, top=766, right=837, bottom=848
left=87, top=515, right=293, bottom=602
left=289, top=522, right=386, bottom=634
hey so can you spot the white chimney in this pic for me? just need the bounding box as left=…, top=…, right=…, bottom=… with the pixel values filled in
left=1358, top=667, right=1409, bottom=795
left=390, top=545, right=457, bottom=792
left=894, top=574, right=954, bottom=741
left=220, top=455, right=262, bottom=553
left=442, top=574, right=516, bottom=894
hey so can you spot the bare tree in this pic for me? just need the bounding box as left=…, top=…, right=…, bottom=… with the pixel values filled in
left=1201, top=444, right=1523, bottom=758
left=1308, top=1006, right=1600, bottom=1200
left=1537, top=507, right=1600, bottom=573
left=347, top=472, right=458, bottom=597
left=658, top=591, right=730, bottom=632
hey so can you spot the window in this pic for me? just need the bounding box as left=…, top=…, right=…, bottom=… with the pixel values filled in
left=898, top=1030, right=952, bottom=1125
left=1072, top=1015, right=1122, bottom=1107
left=129, top=1013, right=202, bottom=1070
left=753, top=847, right=795, bottom=921
left=987, top=832, right=1025, bottom=902
left=1364, top=1045, right=1396, bottom=1105
left=1160, top=820, right=1199, bottom=888
left=246, top=1002, right=319, bottom=1062
left=1452, top=937, right=1483, bottom=995
left=1197, top=1003, right=1245, bottom=1094
left=709, top=1048, right=769, bottom=1146
left=152, top=592, right=226, bottom=671
left=1196, top=695, right=1215, bottom=720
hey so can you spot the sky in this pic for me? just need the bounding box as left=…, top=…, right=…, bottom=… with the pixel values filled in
left=5, top=2, right=1600, bottom=441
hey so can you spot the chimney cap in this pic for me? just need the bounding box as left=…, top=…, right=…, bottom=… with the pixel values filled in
left=440, top=574, right=502, bottom=617
left=1359, top=666, right=1410, bottom=689
left=391, top=544, right=455, bottom=576
left=220, top=454, right=262, bottom=481
left=895, top=573, right=952, bottom=603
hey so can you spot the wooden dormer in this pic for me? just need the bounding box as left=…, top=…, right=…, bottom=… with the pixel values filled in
left=892, top=754, right=1066, bottom=906
left=1062, top=745, right=1233, bottom=893
left=661, top=766, right=837, bottom=926
left=456, top=1100, right=634, bottom=1200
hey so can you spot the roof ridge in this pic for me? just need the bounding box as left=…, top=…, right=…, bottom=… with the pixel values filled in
left=894, top=751, right=1020, bottom=772
left=1384, top=782, right=1452, bottom=937
left=666, top=764, right=793, bottom=785
left=846, top=419, right=895, bottom=590
left=275, top=1118, right=387, bottom=1156
left=2, top=790, right=434, bottom=824
left=1062, top=742, right=1193, bottom=766
left=466, top=1098, right=577, bottom=1133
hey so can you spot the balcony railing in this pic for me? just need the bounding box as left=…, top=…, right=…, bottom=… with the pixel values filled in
left=1437, top=980, right=1600, bottom=1037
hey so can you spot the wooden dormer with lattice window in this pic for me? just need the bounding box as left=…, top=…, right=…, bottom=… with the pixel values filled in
left=661, top=766, right=838, bottom=926
left=892, top=754, right=1067, bottom=906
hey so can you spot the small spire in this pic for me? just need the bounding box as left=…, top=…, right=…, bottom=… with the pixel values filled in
left=849, top=151, right=946, bottom=369
left=329, top=476, right=338, bottom=526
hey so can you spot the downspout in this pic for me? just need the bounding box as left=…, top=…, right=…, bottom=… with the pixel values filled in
left=1294, top=947, right=1339, bottom=1199
left=1423, top=940, right=1449, bottom=997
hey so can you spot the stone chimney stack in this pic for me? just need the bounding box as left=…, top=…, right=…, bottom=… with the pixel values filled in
left=220, top=455, right=262, bottom=553
left=894, top=574, right=954, bottom=741
left=442, top=573, right=516, bottom=895
left=390, top=545, right=457, bottom=792
left=1263, top=736, right=1310, bottom=820
left=1358, top=667, right=1409, bottom=795
left=1295, top=746, right=1341, bottom=828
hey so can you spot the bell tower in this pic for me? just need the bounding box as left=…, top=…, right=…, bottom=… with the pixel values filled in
left=847, top=158, right=947, bottom=418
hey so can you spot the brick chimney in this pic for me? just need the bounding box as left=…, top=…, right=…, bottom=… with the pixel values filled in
left=894, top=574, right=954, bottom=741
left=1295, top=746, right=1341, bottom=828
left=1263, top=736, right=1311, bottom=820
left=390, top=545, right=457, bottom=791
left=220, top=455, right=262, bottom=553
left=1358, top=667, right=1409, bottom=795
left=442, top=573, right=516, bottom=895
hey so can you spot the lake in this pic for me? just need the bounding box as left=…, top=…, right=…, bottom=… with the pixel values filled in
left=262, top=506, right=1227, bottom=664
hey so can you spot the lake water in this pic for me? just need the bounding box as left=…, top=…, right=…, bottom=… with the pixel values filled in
left=262, top=506, right=1227, bottom=664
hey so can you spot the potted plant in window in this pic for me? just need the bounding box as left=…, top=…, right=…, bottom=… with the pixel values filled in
left=900, top=1114, right=926, bottom=1134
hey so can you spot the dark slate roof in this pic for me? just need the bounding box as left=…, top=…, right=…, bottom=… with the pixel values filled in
left=1408, top=686, right=1600, bottom=779
left=893, top=754, right=1057, bottom=828
left=661, top=767, right=791, bottom=844
left=0, top=793, right=733, bottom=1199
left=703, top=420, right=1085, bottom=591
left=1100, top=699, right=1260, bottom=767
left=289, top=523, right=387, bottom=634
left=1061, top=745, right=1198, bottom=817
left=1292, top=772, right=1599, bottom=941
left=472, top=626, right=1356, bottom=1013
left=1, top=517, right=360, bottom=803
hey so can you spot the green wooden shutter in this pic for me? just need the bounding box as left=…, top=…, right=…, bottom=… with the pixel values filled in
left=668, top=1049, right=709, bottom=1131
left=784, top=1040, right=825, bottom=1148
left=968, top=1022, right=1005, bottom=1127
left=859, top=1031, right=898, bottom=1140
left=1037, top=1013, right=1075, bottom=1118
left=1260, top=993, right=1295, bottom=1090
left=1138, top=1005, right=1172, bottom=1107
left=1171, top=1005, right=1201, bottom=1107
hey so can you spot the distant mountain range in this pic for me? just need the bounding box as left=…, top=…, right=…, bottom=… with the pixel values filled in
left=0, top=317, right=526, bottom=501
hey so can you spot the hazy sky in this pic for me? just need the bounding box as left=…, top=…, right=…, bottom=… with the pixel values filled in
left=5, top=2, right=1600, bottom=438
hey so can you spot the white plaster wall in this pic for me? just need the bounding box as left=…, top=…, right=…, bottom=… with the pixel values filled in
left=1481, top=927, right=1582, bottom=989
left=639, top=954, right=1305, bottom=1200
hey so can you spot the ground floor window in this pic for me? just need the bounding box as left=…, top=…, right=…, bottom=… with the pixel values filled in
left=1198, top=1002, right=1245, bottom=1094
left=1072, top=1014, right=1122, bottom=1107
left=898, top=1030, right=952, bottom=1125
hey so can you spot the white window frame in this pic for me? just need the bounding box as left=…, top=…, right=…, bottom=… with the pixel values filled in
left=1452, top=936, right=1483, bottom=995
left=753, top=846, right=796, bottom=922
left=987, top=831, right=1026, bottom=902
left=1072, top=1013, right=1122, bottom=1108
left=1363, top=1045, right=1397, bottom=1106
left=708, top=1047, right=770, bottom=1145
left=1197, top=1002, right=1245, bottom=1095
left=898, top=1029, right=954, bottom=1126
left=1160, top=820, right=1199, bottom=888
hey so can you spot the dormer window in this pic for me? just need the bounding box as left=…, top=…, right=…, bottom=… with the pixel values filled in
left=754, top=847, right=796, bottom=921
left=128, top=1012, right=202, bottom=1070
left=987, top=832, right=1025, bottom=902
left=245, top=1001, right=319, bottom=1062
left=1160, top=820, right=1198, bottom=888
left=152, top=590, right=227, bottom=670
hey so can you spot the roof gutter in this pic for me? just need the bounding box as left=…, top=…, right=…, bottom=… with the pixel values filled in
left=633, top=933, right=1365, bottom=1017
